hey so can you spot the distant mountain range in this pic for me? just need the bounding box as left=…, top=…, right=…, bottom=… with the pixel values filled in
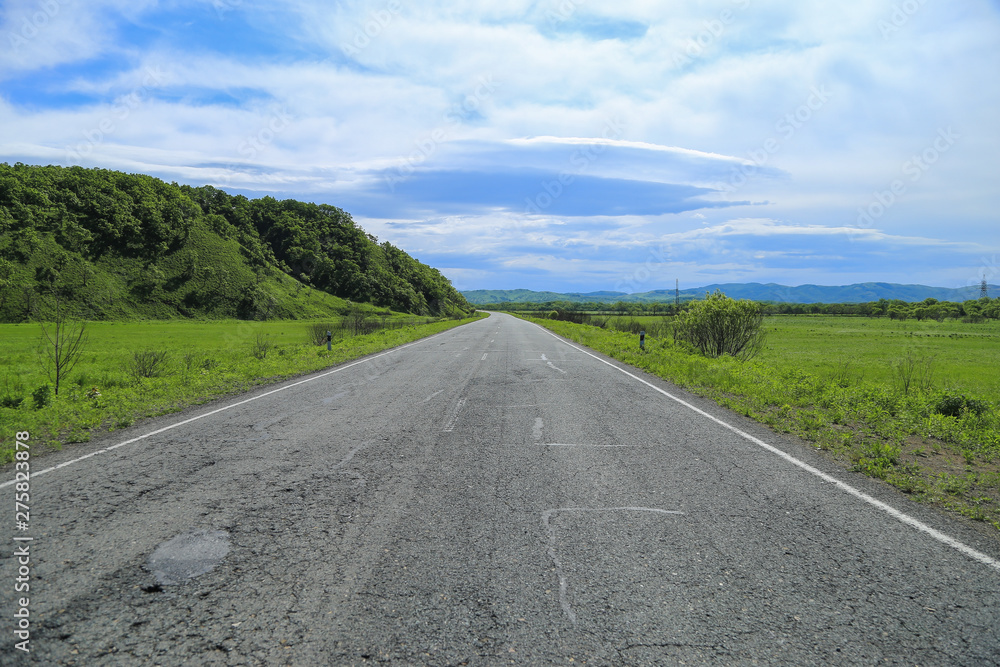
left=463, top=283, right=997, bottom=305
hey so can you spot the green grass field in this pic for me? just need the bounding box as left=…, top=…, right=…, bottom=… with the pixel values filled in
left=759, top=316, right=1000, bottom=395
left=611, top=314, right=1000, bottom=396
left=528, top=314, right=1000, bottom=533
left=0, top=314, right=484, bottom=462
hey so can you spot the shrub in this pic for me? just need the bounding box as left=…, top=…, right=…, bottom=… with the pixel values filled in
left=674, top=291, right=766, bottom=360
left=607, top=317, right=671, bottom=338
left=0, top=395, right=23, bottom=409
left=550, top=309, right=593, bottom=325
left=309, top=323, right=338, bottom=345
left=892, top=349, right=934, bottom=395
left=341, top=307, right=379, bottom=336
left=32, top=384, right=52, bottom=409
left=935, top=392, right=990, bottom=418
left=250, top=332, right=274, bottom=360
left=128, top=349, right=171, bottom=380
left=545, top=310, right=609, bottom=328
left=1, top=376, right=24, bottom=409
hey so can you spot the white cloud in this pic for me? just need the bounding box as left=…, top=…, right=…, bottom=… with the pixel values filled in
left=0, top=0, right=161, bottom=76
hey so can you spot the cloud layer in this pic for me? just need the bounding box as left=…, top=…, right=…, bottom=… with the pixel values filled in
left=2, top=0, right=998, bottom=291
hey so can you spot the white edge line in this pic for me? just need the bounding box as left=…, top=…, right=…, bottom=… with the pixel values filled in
left=2, top=325, right=469, bottom=490
left=528, top=319, right=1000, bottom=573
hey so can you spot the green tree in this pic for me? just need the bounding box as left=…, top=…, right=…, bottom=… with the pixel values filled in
left=675, top=291, right=766, bottom=360
left=962, top=300, right=985, bottom=322
left=888, top=305, right=909, bottom=321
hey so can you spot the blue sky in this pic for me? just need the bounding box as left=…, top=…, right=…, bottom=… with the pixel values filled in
left=2, top=0, right=998, bottom=293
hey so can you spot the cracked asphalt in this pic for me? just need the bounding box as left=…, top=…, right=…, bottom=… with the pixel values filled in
left=3, top=312, right=1000, bottom=665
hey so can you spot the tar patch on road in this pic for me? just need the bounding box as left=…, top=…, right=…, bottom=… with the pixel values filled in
left=147, top=528, right=231, bottom=586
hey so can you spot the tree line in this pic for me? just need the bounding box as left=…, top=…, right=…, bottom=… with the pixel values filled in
left=481, top=296, right=1000, bottom=322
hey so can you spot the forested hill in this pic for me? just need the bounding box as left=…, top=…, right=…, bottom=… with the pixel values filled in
left=0, top=163, right=471, bottom=322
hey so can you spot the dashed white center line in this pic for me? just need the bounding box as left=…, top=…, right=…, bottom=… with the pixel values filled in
left=442, top=398, right=467, bottom=433
left=538, top=443, right=633, bottom=448
left=422, top=389, right=445, bottom=403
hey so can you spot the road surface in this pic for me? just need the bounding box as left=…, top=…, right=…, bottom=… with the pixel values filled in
left=3, top=312, right=1000, bottom=665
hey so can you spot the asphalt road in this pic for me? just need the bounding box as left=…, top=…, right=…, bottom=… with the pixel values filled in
left=3, top=312, right=1000, bottom=665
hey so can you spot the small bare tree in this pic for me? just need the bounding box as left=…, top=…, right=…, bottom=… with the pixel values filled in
left=38, top=291, right=88, bottom=396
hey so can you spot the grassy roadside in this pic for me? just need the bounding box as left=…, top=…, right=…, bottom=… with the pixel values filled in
left=0, top=314, right=485, bottom=463
left=523, top=316, right=1000, bottom=534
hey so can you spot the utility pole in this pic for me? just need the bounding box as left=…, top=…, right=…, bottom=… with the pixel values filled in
left=675, top=279, right=680, bottom=313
